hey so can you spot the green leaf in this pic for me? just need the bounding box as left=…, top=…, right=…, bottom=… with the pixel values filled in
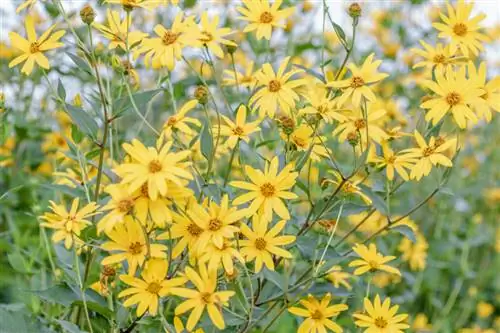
left=7, top=251, right=30, bottom=273
left=200, top=123, right=213, bottom=161
left=331, top=22, right=348, bottom=48
left=359, top=185, right=388, bottom=215
left=113, top=89, right=162, bottom=117
left=56, top=320, right=87, bottom=333
left=263, top=269, right=287, bottom=292
left=72, top=301, right=113, bottom=318
left=66, top=52, right=92, bottom=75
left=32, top=285, right=79, bottom=307
left=57, top=79, right=66, bottom=100
left=85, top=149, right=101, bottom=160
left=71, top=124, right=83, bottom=144
left=293, top=64, right=325, bottom=83
left=391, top=225, right=417, bottom=243
left=65, top=104, right=98, bottom=140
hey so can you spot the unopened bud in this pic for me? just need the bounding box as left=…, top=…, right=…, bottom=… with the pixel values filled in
left=347, top=131, right=359, bottom=146
left=225, top=43, right=238, bottom=55
left=80, top=4, right=95, bottom=25
left=194, top=85, right=209, bottom=105
left=278, top=115, right=295, bottom=135
left=302, top=0, right=313, bottom=13
left=348, top=3, right=362, bottom=18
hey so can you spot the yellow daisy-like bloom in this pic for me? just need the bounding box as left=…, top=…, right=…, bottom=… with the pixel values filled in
left=239, top=216, right=295, bottom=272
left=118, top=258, right=185, bottom=316
left=327, top=265, right=353, bottom=290
left=231, top=156, right=298, bottom=220
left=162, top=99, right=201, bottom=139
left=198, top=240, right=245, bottom=275
left=183, top=194, right=245, bottom=250
left=420, top=66, right=483, bottom=128
left=97, top=184, right=137, bottom=234
left=327, top=53, right=388, bottom=106
left=171, top=264, right=235, bottom=331
left=402, top=131, right=457, bottom=181
left=9, top=16, right=65, bottom=75
left=101, top=216, right=167, bottom=276
left=432, top=0, right=489, bottom=57
left=371, top=142, right=417, bottom=181
left=158, top=208, right=202, bottom=259
left=223, top=60, right=258, bottom=89
left=469, top=62, right=500, bottom=122
left=113, top=139, right=193, bottom=201
left=93, top=10, right=147, bottom=50
left=237, top=0, right=295, bottom=40
left=299, top=84, right=346, bottom=124
left=353, top=295, right=409, bottom=332
left=411, top=41, right=459, bottom=73
left=349, top=243, right=401, bottom=276
left=220, top=105, right=261, bottom=149
left=135, top=13, right=199, bottom=70
left=324, top=171, right=372, bottom=205
left=333, top=104, right=388, bottom=145
left=398, top=233, right=428, bottom=271
left=198, top=12, right=236, bottom=58
left=40, top=198, right=99, bottom=249
left=250, top=57, right=306, bottom=118
left=282, top=124, right=330, bottom=162
left=288, top=293, right=348, bottom=333
left=105, top=0, right=165, bottom=11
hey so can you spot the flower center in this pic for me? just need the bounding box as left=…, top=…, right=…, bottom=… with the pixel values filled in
left=129, top=241, right=143, bottom=255
left=387, top=155, right=396, bottom=164
left=118, top=198, right=134, bottom=212
left=342, top=182, right=356, bottom=193
left=374, top=316, right=388, bottom=328
left=453, top=23, right=468, bottom=37
left=200, top=292, right=212, bottom=304
left=260, top=182, right=276, bottom=197
left=162, top=30, right=179, bottom=45
left=232, top=126, right=245, bottom=136
left=187, top=223, right=203, bottom=236
left=208, top=218, right=222, bottom=231
left=140, top=184, right=149, bottom=197
left=293, top=136, right=307, bottom=148
left=368, top=260, right=380, bottom=271
left=146, top=281, right=162, bottom=294
left=354, top=119, right=366, bottom=130
left=350, top=76, right=365, bottom=88
left=122, top=0, right=137, bottom=11
left=167, top=116, right=177, bottom=126
left=423, top=147, right=435, bottom=157
left=199, top=31, right=214, bottom=43
left=30, top=42, right=40, bottom=53
left=268, top=80, right=281, bottom=92
left=255, top=237, right=267, bottom=250
left=260, top=11, right=274, bottom=24
left=311, top=310, right=323, bottom=320
left=433, top=54, right=446, bottom=64
left=445, top=92, right=461, bottom=106
left=149, top=160, right=162, bottom=173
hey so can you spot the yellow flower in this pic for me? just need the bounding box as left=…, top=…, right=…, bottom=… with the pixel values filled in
left=135, top=13, right=199, bottom=70
left=333, top=104, right=388, bottom=145
left=237, top=0, right=295, bottom=40
left=421, top=65, right=483, bottom=128
left=97, top=184, right=137, bottom=234
left=327, top=53, right=388, bottom=106
left=398, top=233, right=428, bottom=271
left=158, top=208, right=202, bottom=259
left=106, top=0, right=166, bottom=11
left=162, top=100, right=201, bottom=139
left=101, top=216, right=167, bottom=275
left=93, top=10, right=147, bottom=50
left=324, top=171, right=372, bottom=205
left=326, top=265, right=352, bottom=290
left=118, top=258, right=185, bottom=316
left=432, top=0, right=489, bottom=57
left=171, top=264, right=235, bottom=331
left=353, top=295, right=409, bottom=332
left=40, top=198, right=99, bottom=249
left=223, top=60, right=258, bottom=89
left=250, top=57, right=306, bottom=118
left=231, top=156, right=298, bottom=220
left=174, top=316, right=204, bottom=333
left=282, top=124, right=330, bottom=161
left=239, top=216, right=295, bottom=272
left=288, top=293, right=348, bottom=333
left=411, top=41, right=459, bottom=73
left=402, top=131, right=457, bottom=181
left=220, top=105, right=261, bottom=149
left=9, top=16, right=65, bottom=75
left=349, top=243, right=401, bottom=276
left=114, top=139, right=193, bottom=200
left=198, top=12, right=236, bottom=58
left=371, top=142, right=417, bottom=181
left=412, top=313, right=432, bottom=331
left=477, top=301, right=494, bottom=318
left=299, top=84, right=346, bottom=123
left=469, top=62, right=500, bottom=122
left=198, top=240, right=245, bottom=275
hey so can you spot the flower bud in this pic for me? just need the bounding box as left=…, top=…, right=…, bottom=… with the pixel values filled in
left=225, top=43, right=238, bottom=55
left=278, top=115, right=295, bottom=135
left=348, top=3, right=362, bottom=18
left=347, top=131, right=359, bottom=146
left=194, top=85, right=209, bottom=105
left=80, top=4, right=96, bottom=25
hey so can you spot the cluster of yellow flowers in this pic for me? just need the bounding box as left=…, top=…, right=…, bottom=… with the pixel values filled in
left=3, top=0, right=496, bottom=332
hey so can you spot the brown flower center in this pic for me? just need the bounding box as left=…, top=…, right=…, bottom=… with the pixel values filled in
left=200, top=31, right=214, bottom=43
left=374, top=316, right=388, bottom=328
left=200, top=292, right=212, bottom=304
left=423, top=147, right=435, bottom=157
left=260, top=11, right=274, bottom=24
left=146, top=282, right=162, bottom=294
left=433, top=54, right=446, bottom=64
left=129, top=241, right=143, bottom=255
left=354, top=119, right=366, bottom=130
left=387, top=155, right=396, bottom=164
left=311, top=310, right=323, bottom=320
left=187, top=223, right=203, bottom=236
left=208, top=218, right=222, bottom=231
left=453, top=23, right=468, bottom=37
left=260, top=182, right=276, bottom=197
left=167, top=116, right=177, bottom=126
left=148, top=160, right=162, bottom=173
left=140, top=183, right=149, bottom=197
left=162, top=30, right=179, bottom=45
left=350, top=76, right=365, bottom=88
left=30, top=42, right=40, bottom=53
left=445, top=92, right=461, bottom=106
left=102, top=265, right=116, bottom=277
left=117, top=198, right=134, bottom=213
left=232, top=126, right=245, bottom=136
left=255, top=237, right=267, bottom=250
left=368, top=260, right=380, bottom=271
left=268, top=80, right=281, bottom=92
